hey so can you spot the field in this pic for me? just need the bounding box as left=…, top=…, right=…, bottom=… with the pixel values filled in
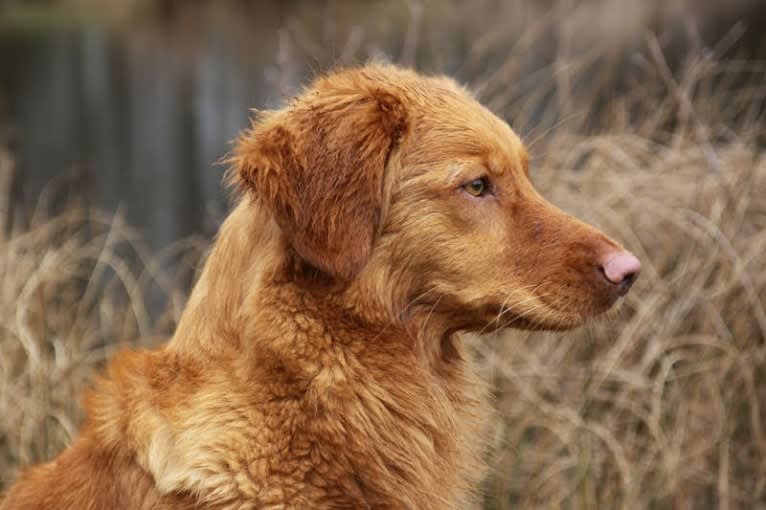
left=1, top=1, right=765, bottom=508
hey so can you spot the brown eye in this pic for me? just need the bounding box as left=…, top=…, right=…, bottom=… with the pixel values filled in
left=463, top=177, right=489, bottom=197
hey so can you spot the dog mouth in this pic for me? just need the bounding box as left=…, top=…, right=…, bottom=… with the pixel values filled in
left=479, top=292, right=621, bottom=332
left=476, top=307, right=540, bottom=331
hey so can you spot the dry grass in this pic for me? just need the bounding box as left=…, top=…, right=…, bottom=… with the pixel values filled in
left=479, top=136, right=766, bottom=508
left=2, top=1, right=766, bottom=508
left=464, top=13, right=766, bottom=506
left=0, top=151, right=207, bottom=488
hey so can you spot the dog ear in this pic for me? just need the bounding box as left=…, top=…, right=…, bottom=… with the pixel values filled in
left=230, top=77, right=408, bottom=281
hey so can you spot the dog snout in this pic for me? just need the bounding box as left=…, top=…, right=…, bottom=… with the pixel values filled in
left=599, top=250, right=641, bottom=295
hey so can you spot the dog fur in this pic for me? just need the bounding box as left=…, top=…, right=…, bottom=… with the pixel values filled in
left=1, top=64, right=637, bottom=509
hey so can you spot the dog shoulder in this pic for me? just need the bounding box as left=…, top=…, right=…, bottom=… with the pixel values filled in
left=82, top=348, right=258, bottom=504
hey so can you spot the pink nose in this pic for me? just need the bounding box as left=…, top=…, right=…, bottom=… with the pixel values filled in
left=601, top=251, right=641, bottom=290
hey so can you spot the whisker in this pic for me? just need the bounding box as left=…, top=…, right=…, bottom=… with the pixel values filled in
left=478, top=282, right=554, bottom=335
left=418, top=295, right=443, bottom=341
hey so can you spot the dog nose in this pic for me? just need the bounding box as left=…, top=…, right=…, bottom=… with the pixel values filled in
left=600, top=251, right=641, bottom=293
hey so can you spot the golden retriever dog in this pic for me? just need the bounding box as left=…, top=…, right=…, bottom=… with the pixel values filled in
left=1, top=64, right=640, bottom=509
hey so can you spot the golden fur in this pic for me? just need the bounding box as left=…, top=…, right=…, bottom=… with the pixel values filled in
left=1, top=65, right=637, bottom=509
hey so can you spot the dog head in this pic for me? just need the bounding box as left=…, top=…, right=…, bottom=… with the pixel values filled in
left=231, top=65, right=639, bottom=332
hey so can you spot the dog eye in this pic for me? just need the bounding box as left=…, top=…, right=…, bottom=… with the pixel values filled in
left=463, top=177, right=490, bottom=197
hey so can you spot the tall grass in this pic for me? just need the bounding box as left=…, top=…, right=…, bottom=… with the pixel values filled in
left=480, top=136, right=766, bottom=508
left=2, top=1, right=765, bottom=507
left=0, top=151, right=207, bottom=487
left=464, top=11, right=766, bottom=506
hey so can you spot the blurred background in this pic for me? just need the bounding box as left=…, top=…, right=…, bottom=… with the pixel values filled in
left=1, top=1, right=765, bottom=508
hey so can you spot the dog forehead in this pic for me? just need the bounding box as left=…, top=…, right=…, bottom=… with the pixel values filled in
left=303, top=65, right=528, bottom=173
left=405, top=87, right=527, bottom=174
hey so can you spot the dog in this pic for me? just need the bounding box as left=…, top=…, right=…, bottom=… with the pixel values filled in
left=1, top=64, right=640, bottom=509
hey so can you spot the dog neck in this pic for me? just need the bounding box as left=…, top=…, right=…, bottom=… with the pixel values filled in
left=84, top=198, right=489, bottom=508
left=170, top=197, right=460, bottom=368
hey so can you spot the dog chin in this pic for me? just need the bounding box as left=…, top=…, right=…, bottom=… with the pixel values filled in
left=473, top=304, right=594, bottom=332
